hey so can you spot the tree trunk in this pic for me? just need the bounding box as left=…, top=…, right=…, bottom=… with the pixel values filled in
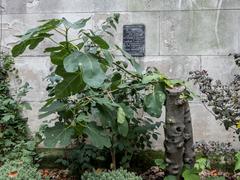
left=164, top=86, right=195, bottom=178
left=111, top=148, right=116, bottom=170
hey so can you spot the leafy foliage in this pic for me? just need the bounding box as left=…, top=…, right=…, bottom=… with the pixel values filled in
left=234, top=152, right=240, bottom=172
left=55, top=144, right=105, bottom=176
left=164, top=175, right=177, bottom=180
left=12, top=14, right=188, bottom=169
left=82, top=169, right=142, bottom=180
left=194, top=141, right=235, bottom=171
left=0, top=52, right=32, bottom=163
left=189, top=54, right=240, bottom=140
left=182, top=168, right=200, bottom=180
left=154, top=158, right=167, bottom=170
left=43, top=122, right=75, bottom=148
left=0, top=159, right=41, bottom=180
left=194, top=158, right=211, bottom=171
left=0, top=52, right=41, bottom=180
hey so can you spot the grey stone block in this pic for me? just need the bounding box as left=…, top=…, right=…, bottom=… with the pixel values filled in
left=4, top=0, right=27, bottom=14
left=190, top=103, right=239, bottom=149
left=159, top=0, right=240, bottom=11
left=23, top=101, right=57, bottom=134
left=94, top=0, right=128, bottom=12
left=160, top=10, right=239, bottom=55
left=12, top=56, right=51, bottom=102
left=93, top=12, right=160, bottom=56
left=201, top=55, right=240, bottom=83
left=128, top=0, right=161, bottom=11
left=141, top=56, right=200, bottom=80
left=4, top=0, right=94, bottom=14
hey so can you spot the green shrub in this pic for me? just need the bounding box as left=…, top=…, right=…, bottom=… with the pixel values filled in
left=189, top=54, right=240, bottom=140
left=0, top=52, right=31, bottom=163
left=0, top=160, right=41, bottom=180
left=82, top=169, right=142, bottom=180
left=12, top=14, right=190, bottom=170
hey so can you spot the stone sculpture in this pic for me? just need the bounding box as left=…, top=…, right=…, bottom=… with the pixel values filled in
left=164, top=86, right=195, bottom=177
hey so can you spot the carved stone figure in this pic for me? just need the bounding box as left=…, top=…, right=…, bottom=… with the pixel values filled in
left=164, top=86, right=195, bottom=177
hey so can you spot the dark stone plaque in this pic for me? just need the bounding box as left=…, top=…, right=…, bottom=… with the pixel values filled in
left=123, top=24, right=145, bottom=57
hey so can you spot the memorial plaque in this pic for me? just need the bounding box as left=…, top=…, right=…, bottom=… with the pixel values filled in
left=123, top=24, right=145, bottom=57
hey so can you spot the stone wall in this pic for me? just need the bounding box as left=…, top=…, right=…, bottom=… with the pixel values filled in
left=1, top=0, right=240, bottom=149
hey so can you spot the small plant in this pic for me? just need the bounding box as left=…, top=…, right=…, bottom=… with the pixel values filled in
left=82, top=169, right=142, bottom=180
left=194, top=141, right=235, bottom=171
left=182, top=166, right=200, bottom=180
left=154, top=158, right=167, bottom=170
left=0, top=159, right=41, bottom=180
left=55, top=143, right=105, bottom=176
left=164, top=157, right=216, bottom=180
left=234, top=152, right=240, bottom=172
left=194, top=158, right=210, bottom=172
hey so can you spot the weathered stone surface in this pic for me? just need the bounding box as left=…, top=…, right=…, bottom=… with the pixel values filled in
left=141, top=56, right=200, bottom=79
left=93, top=12, right=160, bottom=56
left=128, top=0, right=240, bottom=11
left=3, top=0, right=27, bottom=14
left=23, top=101, right=56, bottom=133
left=160, top=10, right=239, bottom=55
left=93, top=0, right=128, bottom=12
left=160, top=0, right=240, bottom=11
left=12, top=56, right=51, bottom=102
left=201, top=55, right=240, bottom=83
left=4, top=0, right=128, bottom=14
left=128, top=0, right=161, bottom=11
left=190, top=103, right=239, bottom=148
left=4, top=0, right=94, bottom=14
left=4, top=0, right=240, bottom=14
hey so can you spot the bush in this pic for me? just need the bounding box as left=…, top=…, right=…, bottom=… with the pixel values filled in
left=82, top=169, right=142, bottom=180
left=189, top=54, right=240, bottom=140
left=0, top=160, right=41, bottom=180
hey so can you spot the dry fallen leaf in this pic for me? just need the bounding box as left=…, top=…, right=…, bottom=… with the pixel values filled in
left=210, top=169, right=218, bottom=176
left=8, top=171, right=18, bottom=178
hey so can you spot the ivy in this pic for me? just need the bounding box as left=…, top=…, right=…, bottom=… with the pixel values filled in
left=0, top=52, right=36, bottom=165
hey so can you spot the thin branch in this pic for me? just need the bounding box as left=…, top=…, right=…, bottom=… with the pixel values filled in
left=47, top=37, right=63, bottom=46
left=113, top=62, right=139, bottom=78
left=69, top=42, right=80, bottom=51
left=54, top=28, right=66, bottom=36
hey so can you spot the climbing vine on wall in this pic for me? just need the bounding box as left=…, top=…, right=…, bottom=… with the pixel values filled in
left=0, top=52, right=31, bottom=163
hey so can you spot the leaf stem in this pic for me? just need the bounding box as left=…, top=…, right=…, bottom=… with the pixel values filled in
left=65, top=28, right=70, bottom=52
left=54, top=28, right=66, bottom=36
left=113, top=62, right=139, bottom=79
left=47, top=37, right=63, bottom=46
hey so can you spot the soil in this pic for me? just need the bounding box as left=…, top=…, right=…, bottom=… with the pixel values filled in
left=39, top=167, right=240, bottom=180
